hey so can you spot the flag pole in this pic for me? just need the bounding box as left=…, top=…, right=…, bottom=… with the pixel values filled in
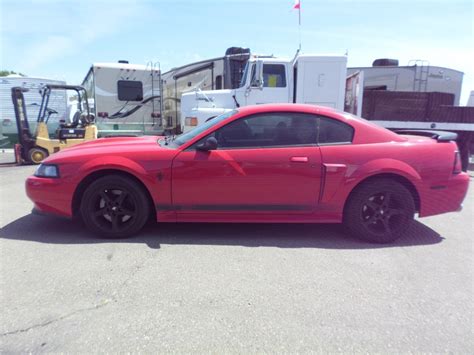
left=294, top=0, right=301, bottom=51
left=298, top=6, right=301, bottom=51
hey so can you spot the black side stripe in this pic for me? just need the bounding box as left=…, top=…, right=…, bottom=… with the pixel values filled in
left=156, top=204, right=313, bottom=212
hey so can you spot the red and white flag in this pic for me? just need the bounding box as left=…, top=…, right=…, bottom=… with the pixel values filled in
left=293, top=0, right=301, bottom=10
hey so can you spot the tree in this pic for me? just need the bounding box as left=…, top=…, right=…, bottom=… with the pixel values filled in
left=0, top=70, right=26, bottom=77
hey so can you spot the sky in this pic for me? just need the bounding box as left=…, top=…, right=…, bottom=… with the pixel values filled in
left=1, top=0, right=473, bottom=104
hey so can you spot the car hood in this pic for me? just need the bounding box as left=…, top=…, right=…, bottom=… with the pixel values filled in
left=66, top=135, right=162, bottom=151
left=43, top=135, right=172, bottom=163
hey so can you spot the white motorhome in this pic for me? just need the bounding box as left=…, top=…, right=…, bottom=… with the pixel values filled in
left=82, top=62, right=162, bottom=135
left=0, top=75, right=67, bottom=147
left=181, top=54, right=348, bottom=132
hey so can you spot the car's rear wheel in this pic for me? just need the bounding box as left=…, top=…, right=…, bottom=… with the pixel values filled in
left=80, top=175, right=150, bottom=238
left=343, top=179, right=415, bottom=243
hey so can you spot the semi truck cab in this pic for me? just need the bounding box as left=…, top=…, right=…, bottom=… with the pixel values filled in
left=181, top=54, right=348, bottom=133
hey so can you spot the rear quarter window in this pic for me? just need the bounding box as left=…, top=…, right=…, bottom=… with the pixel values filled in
left=318, top=117, right=354, bottom=144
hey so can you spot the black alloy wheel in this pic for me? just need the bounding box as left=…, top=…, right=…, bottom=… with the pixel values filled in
left=360, top=192, right=405, bottom=236
left=80, top=175, right=150, bottom=238
left=344, top=179, right=415, bottom=243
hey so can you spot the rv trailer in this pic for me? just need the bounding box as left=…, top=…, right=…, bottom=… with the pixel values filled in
left=82, top=62, right=162, bottom=136
left=347, top=59, right=464, bottom=105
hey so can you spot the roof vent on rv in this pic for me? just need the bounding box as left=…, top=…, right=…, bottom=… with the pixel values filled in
left=372, top=58, right=399, bottom=67
left=118, top=60, right=129, bottom=64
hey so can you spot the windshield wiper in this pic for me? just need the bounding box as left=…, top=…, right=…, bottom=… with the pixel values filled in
left=162, top=134, right=177, bottom=146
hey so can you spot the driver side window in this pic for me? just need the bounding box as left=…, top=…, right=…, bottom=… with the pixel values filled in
left=192, top=113, right=319, bottom=149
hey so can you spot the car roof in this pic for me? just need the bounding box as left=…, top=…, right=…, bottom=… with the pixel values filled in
left=233, top=104, right=405, bottom=144
left=236, top=103, right=339, bottom=116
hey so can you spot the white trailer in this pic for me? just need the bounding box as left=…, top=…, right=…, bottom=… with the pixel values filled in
left=82, top=62, right=162, bottom=136
left=181, top=53, right=348, bottom=132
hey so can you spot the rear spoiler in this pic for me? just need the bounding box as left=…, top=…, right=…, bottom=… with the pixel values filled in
left=394, top=129, right=457, bottom=142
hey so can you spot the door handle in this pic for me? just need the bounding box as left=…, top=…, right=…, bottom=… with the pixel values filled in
left=290, top=156, right=309, bottom=163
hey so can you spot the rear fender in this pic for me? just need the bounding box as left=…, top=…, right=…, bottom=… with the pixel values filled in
left=321, top=158, right=422, bottom=214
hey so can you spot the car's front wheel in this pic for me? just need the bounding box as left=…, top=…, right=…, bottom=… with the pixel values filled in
left=343, top=178, right=415, bottom=243
left=80, top=175, right=150, bottom=238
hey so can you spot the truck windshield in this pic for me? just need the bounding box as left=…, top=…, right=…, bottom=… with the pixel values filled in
left=172, top=109, right=238, bottom=147
left=239, top=62, right=252, bottom=88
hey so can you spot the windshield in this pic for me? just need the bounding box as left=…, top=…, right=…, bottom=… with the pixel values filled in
left=172, top=109, right=238, bottom=147
left=239, top=62, right=252, bottom=88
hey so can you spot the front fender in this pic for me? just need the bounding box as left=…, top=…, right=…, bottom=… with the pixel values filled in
left=76, top=156, right=151, bottom=183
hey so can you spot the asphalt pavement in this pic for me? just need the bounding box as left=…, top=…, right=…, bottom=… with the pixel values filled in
left=0, top=165, right=473, bottom=353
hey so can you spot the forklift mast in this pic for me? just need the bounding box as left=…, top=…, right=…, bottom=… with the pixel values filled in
left=11, top=87, right=35, bottom=152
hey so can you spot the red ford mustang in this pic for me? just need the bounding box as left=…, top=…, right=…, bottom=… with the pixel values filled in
left=26, top=104, right=469, bottom=243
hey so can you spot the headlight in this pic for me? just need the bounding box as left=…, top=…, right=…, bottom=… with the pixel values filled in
left=34, top=164, right=60, bottom=178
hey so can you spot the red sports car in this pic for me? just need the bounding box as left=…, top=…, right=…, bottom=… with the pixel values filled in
left=26, top=104, right=469, bottom=243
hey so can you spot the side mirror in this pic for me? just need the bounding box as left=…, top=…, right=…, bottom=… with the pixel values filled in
left=250, top=60, right=264, bottom=89
left=196, top=136, right=218, bottom=151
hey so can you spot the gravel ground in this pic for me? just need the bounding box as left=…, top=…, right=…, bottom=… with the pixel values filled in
left=0, top=165, right=473, bottom=353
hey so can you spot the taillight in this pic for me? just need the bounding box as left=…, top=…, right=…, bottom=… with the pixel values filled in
left=185, top=116, right=198, bottom=126
left=453, top=151, right=462, bottom=174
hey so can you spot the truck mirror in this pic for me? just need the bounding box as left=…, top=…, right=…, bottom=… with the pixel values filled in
left=251, top=60, right=264, bottom=89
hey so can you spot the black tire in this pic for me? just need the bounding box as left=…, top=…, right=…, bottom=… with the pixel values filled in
left=343, top=178, right=415, bottom=243
left=80, top=175, right=150, bottom=238
left=28, top=147, right=48, bottom=164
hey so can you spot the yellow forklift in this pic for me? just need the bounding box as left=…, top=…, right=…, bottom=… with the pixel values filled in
left=11, top=84, right=97, bottom=164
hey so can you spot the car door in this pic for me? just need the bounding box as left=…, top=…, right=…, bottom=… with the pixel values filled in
left=171, top=112, right=323, bottom=219
left=316, top=116, right=356, bottom=205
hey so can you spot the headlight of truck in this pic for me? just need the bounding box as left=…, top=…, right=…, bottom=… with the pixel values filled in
left=34, top=164, right=60, bottom=178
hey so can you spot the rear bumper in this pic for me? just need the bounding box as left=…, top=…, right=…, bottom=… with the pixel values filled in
left=419, top=172, right=470, bottom=217
left=26, top=176, right=73, bottom=218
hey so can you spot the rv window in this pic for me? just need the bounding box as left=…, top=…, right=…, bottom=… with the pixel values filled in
left=117, top=80, right=143, bottom=101
left=216, top=75, right=223, bottom=90
left=263, top=64, right=286, bottom=88
left=82, top=68, right=95, bottom=101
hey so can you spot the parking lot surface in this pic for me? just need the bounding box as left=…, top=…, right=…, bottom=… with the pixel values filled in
left=1, top=165, right=473, bottom=353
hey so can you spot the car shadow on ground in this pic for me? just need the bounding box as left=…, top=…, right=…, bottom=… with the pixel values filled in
left=0, top=213, right=443, bottom=250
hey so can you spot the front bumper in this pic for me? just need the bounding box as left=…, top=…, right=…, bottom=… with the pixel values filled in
left=26, top=175, right=74, bottom=218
